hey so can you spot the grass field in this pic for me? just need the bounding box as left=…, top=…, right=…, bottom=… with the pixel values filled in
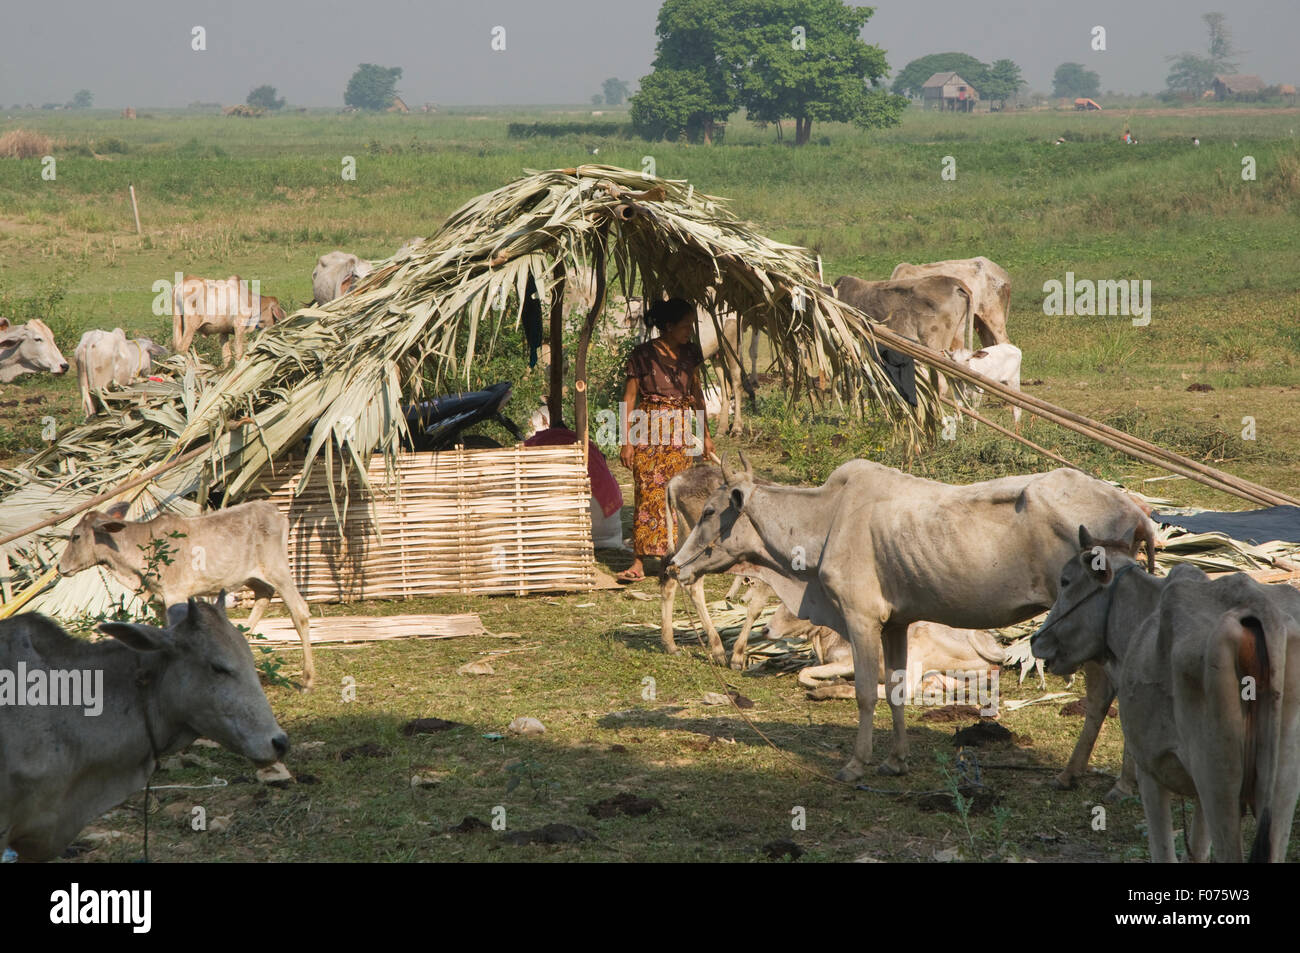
left=2, top=104, right=1298, bottom=862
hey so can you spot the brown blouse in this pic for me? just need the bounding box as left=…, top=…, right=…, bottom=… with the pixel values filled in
left=626, top=340, right=704, bottom=400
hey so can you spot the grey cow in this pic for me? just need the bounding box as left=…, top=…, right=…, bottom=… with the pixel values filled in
left=58, top=500, right=315, bottom=689
left=669, top=454, right=1155, bottom=787
left=833, top=274, right=974, bottom=354
left=0, top=600, right=287, bottom=861
left=1032, top=533, right=1300, bottom=862
left=891, top=256, right=1012, bottom=347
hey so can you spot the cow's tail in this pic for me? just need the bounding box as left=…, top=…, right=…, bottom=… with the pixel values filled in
left=1241, top=605, right=1288, bottom=862
left=994, top=281, right=1012, bottom=345
left=75, top=345, right=92, bottom=416
left=665, top=476, right=679, bottom=557
left=171, top=279, right=186, bottom=353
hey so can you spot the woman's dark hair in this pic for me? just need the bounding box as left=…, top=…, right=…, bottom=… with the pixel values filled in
left=643, top=297, right=694, bottom=335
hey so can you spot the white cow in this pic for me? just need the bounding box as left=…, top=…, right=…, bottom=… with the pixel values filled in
left=171, top=274, right=286, bottom=365
left=312, top=251, right=374, bottom=305
left=949, top=343, right=1024, bottom=430
left=74, top=328, right=168, bottom=416
left=0, top=318, right=69, bottom=383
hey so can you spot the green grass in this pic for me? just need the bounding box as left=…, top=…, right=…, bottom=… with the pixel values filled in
left=2, top=103, right=1298, bottom=862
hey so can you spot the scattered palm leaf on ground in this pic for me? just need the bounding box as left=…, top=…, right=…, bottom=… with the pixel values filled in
left=0, top=164, right=936, bottom=620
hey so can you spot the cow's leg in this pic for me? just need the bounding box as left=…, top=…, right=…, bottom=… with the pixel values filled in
left=1107, top=743, right=1138, bottom=802
left=1268, top=733, right=1300, bottom=862
left=723, top=575, right=744, bottom=602
left=220, top=334, right=233, bottom=367
left=244, top=580, right=272, bottom=632
left=747, top=325, right=759, bottom=379
left=727, top=348, right=744, bottom=436
left=729, top=581, right=772, bottom=671
left=878, top=620, right=910, bottom=775
left=684, top=577, right=727, bottom=665
left=1137, top=771, right=1178, bottom=863
left=1054, top=660, right=1115, bottom=790
left=260, top=570, right=314, bottom=691
left=659, top=576, right=681, bottom=655
left=1185, top=747, right=1244, bottom=862
left=835, top=614, right=884, bottom=782
left=1186, top=799, right=1211, bottom=863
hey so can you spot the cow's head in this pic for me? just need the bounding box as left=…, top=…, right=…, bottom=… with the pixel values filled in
left=257, top=296, right=285, bottom=329
left=1031, top=525, right=1137, bottom=675
left=669, top=452, right=763, bottom=585
left=0, top=318, right=70, bottom=375
left=140, top=337, right=169, bottom=360
left=58, top=504, right=132, bottom=575
left=99, top=596, right=288, bottom=767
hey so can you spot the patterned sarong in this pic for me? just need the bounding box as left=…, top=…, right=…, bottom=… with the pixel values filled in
left=631, top=395, right=699, bottom=557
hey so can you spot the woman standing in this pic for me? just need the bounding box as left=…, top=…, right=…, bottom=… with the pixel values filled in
left=617, top=298, right=715, bottom=583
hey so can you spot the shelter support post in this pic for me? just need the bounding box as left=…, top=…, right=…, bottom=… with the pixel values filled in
left=548, top=261, right=566, bottom=428
left=574, top=227, right=609, bottom=466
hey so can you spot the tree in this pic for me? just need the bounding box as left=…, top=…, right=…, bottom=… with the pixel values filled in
left=344, top=64, right=403, bottom=111
left=629, top=0, right=735, bottom=143
left=1164, top=54, right=1216, bottom=98
left=1052, top=62, right=1100, bottom=99
left=591, top=93, right=605, bottom=105
left=721, top=0, right=907, bottom=145
left=68, top=89, right=93, bottom=109
left=981, top=59, right=1024, bottom=109
left=247, top=85, right=285, bottom=110
left=602, top=78, right=630, bottom=105
left=1202, top=12, right=1240, bottom=73
left=892, top=52, right=989, bottom=99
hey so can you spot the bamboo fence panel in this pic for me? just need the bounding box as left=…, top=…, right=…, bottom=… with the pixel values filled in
left=247, top=444, right=596, bottom=602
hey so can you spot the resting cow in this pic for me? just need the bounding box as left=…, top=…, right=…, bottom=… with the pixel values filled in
left=891, top=257, right=1011, bottom=346
left=1032, top=532, right=1300, bottom=862
left=74, top=328, right=168, bottom=416
left=0, top=599, right=288, bottom=861
left=58, top=500, right=315, bottom=689
left=0, top=317, right=69, bottom=383
left=669, top=455, right=1155, bottom=787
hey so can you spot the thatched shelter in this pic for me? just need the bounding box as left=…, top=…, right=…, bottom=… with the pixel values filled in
left=0, top=164, right=940, bottom=619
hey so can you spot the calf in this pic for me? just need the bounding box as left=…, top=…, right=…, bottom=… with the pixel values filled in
left=0, top=599, right=287, bottom=861
left=58, top=500, right=315, bottom=689
left=75, top=328, right=168, bottom=416
left=949, top=343, right=1024, bottom=431
left=1032, top=530, right=1300, bottom=862
left=0, top=317, right=69, bottom=383
left=172, top=275, right=286, bottom=365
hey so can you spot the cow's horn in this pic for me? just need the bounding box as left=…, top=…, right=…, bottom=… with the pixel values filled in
left=720, top=453, right=736, bottom=484
left=737, top=450, right=753, bottom=479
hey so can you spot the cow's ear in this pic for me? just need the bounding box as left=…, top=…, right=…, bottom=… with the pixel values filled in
left=0, top=333, right=20, bottom=349
left=0, top=317, right=9, bottom=330
left=730, top=483, right=752, bottom=512
left=103, top=501, right=131, bottom=519
left=98, top=520, right=127, bottom=533
left=99, top=621, right=169, bottom=654
left=165, top=599, right=197, bottom=629
left=1078, top=525, right=1095, bottom=550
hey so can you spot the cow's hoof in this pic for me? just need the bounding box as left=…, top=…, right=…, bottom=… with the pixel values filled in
left=662, top=644, right=680, bottom=656
left=729, top=660, right=746, bottom=672
left=1103, top=782, right=1134, bottom=803
left=834, top=761, right=866, bottom=783
left=1050, top=773, right=1078, bottom=791
left=877, top=760, right=907, bottom=777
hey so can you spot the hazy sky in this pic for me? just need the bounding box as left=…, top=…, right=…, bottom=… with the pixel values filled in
left=1, top=0, right=1295, bottom=107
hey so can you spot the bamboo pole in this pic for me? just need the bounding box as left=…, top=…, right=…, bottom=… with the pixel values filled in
left=574, top=223, right=610, bottom=467
left=939, top=396, right=1079, bottom=470
left=548, top=260, right=566, bottom=426
left=865, top=323, right=1300, bottom=508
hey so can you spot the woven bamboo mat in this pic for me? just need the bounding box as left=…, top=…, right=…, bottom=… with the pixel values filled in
left=248, top=613, right=485, bottom=645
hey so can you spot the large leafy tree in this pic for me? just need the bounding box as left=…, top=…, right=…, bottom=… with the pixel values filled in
left=1052, top=62, right=1100, bottom=99
left=722, top=0, right=906, bottom=145
left=247, top=85, right=285, bottom=110
left=892, top=52, right=989, bottom=98
left=630, top=0, right=735, bottom=143
left=631, top=0, right=904, bottom=145
left=1164, top=12, right=1240, bottom=98
left=981, top=59, right=1024, bottom=109
left=68, top=89, right=93, bottom=109
left=344, top=64, right=403, bottom=111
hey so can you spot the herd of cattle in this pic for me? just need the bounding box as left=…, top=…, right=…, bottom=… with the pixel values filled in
left=1, top=250, right=1297, bottom=864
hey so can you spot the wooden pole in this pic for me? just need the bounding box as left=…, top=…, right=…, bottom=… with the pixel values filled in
left=129, top=185, right=142, bottom=235
left=547, top=260, right=566, bottom=427
left=939, top=396, right=1080, bottom=471
left=573, top=225, right=609, bottom=469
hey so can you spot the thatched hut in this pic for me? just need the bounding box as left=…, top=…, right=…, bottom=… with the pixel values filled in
left=0, top=165, right=939, bottom=620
